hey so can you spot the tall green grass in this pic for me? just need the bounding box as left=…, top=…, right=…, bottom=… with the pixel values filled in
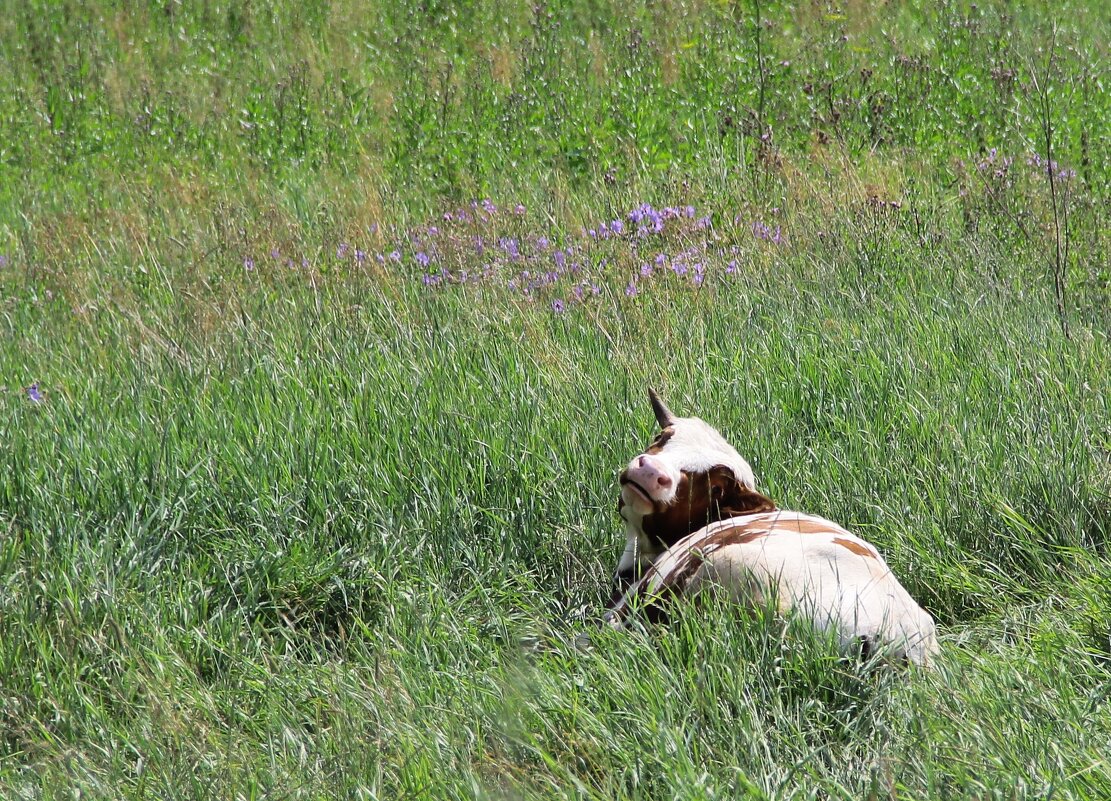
left=1, top=0, right=1109, bottom=798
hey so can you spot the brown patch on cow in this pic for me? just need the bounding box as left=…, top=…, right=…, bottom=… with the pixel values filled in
left=770, top=518, right=837, bottom=535
left=711, top=465, right=777, bottom=518
left=640, top=465, right=777, bottom=551
left=678, top=521, right=774, bottom=552
left=644, top=426, right=675, bottom=455
left=726, top=527, right=771, bottom=546
left=640, top=472, right=695, bottom=545
left=832, top=537, right=877, bottom=558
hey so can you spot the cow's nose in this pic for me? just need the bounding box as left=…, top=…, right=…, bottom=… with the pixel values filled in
left=656, top=474, right=672, bottom=489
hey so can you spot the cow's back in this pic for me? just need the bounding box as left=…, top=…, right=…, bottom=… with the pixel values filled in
left=610, top=511, right=940, bottom=666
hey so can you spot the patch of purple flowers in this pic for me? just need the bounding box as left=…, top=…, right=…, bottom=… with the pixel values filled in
left=1028, top=152, right=1076, bottom=180
left=751, top=221, right=784, bottom=244
left=365, top=197, right=790, bottom=309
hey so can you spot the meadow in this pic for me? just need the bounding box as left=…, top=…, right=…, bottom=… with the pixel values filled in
left=1, top=0, right=1109, bottom=797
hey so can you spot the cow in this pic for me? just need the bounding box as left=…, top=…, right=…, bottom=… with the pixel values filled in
left=607, top=389, right=939, bottom=667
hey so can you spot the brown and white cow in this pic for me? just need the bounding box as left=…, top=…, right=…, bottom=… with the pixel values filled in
left=608, top=390, right=939, bottom=667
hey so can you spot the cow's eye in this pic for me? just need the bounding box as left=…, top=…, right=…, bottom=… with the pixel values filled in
left=645, top=427, right=674, bottom=454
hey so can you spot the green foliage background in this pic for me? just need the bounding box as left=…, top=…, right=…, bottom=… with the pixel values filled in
left=1, top=1, right=1109, bottom=798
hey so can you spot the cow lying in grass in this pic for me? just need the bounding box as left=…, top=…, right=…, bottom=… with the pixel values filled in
left=607, top=389, right=939, bottom=667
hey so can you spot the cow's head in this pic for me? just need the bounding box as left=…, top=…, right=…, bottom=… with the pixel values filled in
left=613, top=389, right=775, bottom=590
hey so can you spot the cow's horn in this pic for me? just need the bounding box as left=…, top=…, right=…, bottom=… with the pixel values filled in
left=648, top=387, right=676, bottom=427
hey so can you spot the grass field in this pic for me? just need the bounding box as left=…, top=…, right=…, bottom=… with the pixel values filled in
left=2, top=1, right=1110, bottom=798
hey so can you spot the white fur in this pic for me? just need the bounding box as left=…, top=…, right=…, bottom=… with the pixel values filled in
left=656, top=415, right=756, bottom=489
left=609, top=512, right=940, bottom=666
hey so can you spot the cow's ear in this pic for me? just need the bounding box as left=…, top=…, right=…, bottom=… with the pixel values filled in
left=709, top=465, right=776, bottom=517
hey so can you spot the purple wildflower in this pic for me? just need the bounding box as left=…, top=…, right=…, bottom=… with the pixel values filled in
left=625, top=280, right=638, bottom=298
left=416, top=252, right=431, bottom=268
left=270, top=248, right=280, bottom=260
left=0, top=255, right=8, bottom=268
left=552, top=299, right=566, bottom=314
left=590, top=283, right=601, bottom=295
left=572, top=285, right=584, bottom=300
left=726, top=260, right=738, bottom=274
left=389, top=250, right=401, bottom=262
left=684, top=205, right=696, bottom=218
left=611, top=219, right=624, bottom=235
left=356, top=249, right=367, bottom=264
left=514, top=204, right=526, bottom=215
left=337, top=243, right=350, bottom=259
left=537, top=236, right=549, bottom=250
left=554, top=250, right=566, bottom=269
left=753, top=221, right=784, bottom=241
left=27, top=383, right=43, bottom=403
left=243, top=257, right=255, bottom=271
left=640, top=263, right=652, bottom=277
